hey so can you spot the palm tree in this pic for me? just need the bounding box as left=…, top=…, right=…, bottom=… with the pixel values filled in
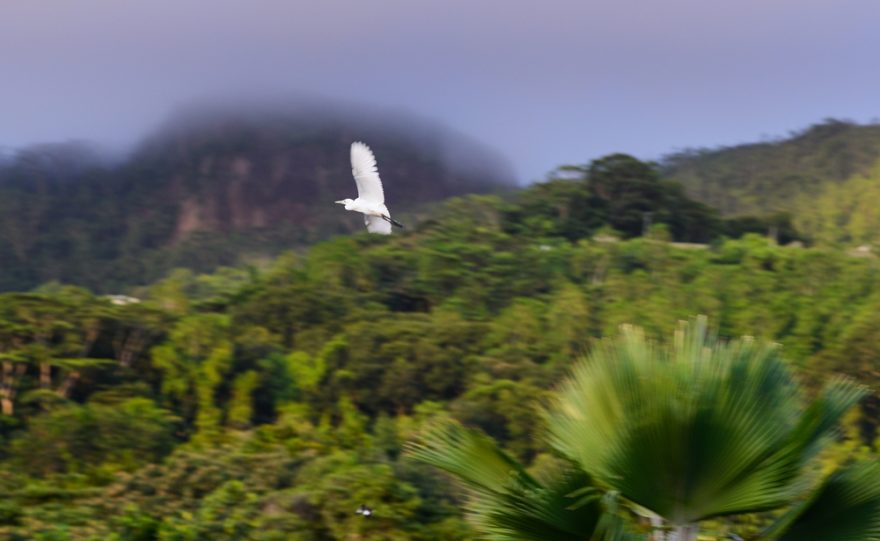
left=410, top=317, right=880, bottom=540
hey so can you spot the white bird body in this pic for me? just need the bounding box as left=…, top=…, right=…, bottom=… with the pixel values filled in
left=336, top=142, right=402, bottom=234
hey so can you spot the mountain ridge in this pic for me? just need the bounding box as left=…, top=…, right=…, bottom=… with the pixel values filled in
left=0, top=102, right=514, bottom=291
left=661, top=118, right=880, bottom=216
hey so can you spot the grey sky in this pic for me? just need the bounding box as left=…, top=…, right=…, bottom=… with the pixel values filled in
left=2, top=0, right=878, bottom=182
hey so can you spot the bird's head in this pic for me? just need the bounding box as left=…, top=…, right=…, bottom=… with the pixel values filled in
left=335, top=198, right=355, bottom=210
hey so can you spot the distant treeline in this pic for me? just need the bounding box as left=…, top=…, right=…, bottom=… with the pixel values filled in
left=664, top=118, right=880, bottom=241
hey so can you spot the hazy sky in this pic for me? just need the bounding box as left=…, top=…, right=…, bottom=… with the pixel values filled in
left=2, top=0, right=878, bottom=181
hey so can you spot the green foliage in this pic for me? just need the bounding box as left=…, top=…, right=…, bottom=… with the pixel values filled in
left=414, top=320, right=876, bottom=540
left=150, top=314, right=233, bottom=438
left=793, top=161, right=880, bottom=246
left=227, top=371, right=259, bottom=429
left=663, top=119, right=880, bottom=216
left=9, top=398, right=176, bottom=480
left=0, top=136, right=779, bottom=294
left=664, top=119, right=880, bottom=246
left=1, top=161, right=880, bottom=538
left=546, top=318, right=865, bottom=524
left=767, top=460, right=880, bottom=541
left=504, top=154, right=723, bottom=243
left=409, top=420, right=634, bottom=541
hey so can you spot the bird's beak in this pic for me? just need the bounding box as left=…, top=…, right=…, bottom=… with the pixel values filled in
left=335, top=200, right=345, bottom=204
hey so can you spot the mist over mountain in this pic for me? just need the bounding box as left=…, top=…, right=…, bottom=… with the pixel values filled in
left=0, top=100, right=514, bottom=291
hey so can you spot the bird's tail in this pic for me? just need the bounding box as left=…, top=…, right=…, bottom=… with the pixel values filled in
left=384, top=215, right=404, bottom=228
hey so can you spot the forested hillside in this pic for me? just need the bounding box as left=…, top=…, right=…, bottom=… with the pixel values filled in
left=662, top=119, right=880, bottom=244
left=1, top=182, right=877, bottom=539
left=8, top=116, right=880, bottom=294
left=0, top=103, right=512, bottom=292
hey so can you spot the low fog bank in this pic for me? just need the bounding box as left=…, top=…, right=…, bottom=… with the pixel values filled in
left=141, top=95, right=518, bottom=187
left=0, top=95, right=517, bottom=189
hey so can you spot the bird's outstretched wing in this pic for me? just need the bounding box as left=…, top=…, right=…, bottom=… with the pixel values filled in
left=364, top=214, right=392, bottom=234
left=351, top=142, right=385, bottom=204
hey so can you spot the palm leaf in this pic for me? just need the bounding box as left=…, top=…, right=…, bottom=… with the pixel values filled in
left=763, top=460, right=880, bottom=541
left=545, top=317, right=865, bottom=525
left=408, top=420, right=641, bottom=540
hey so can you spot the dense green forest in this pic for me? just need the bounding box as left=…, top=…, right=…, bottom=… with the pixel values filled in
left=1, top=152, right=879, bottom=538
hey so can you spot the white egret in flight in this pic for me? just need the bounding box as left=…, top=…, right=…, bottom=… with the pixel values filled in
left=335, top=142, right=403, bottom=234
